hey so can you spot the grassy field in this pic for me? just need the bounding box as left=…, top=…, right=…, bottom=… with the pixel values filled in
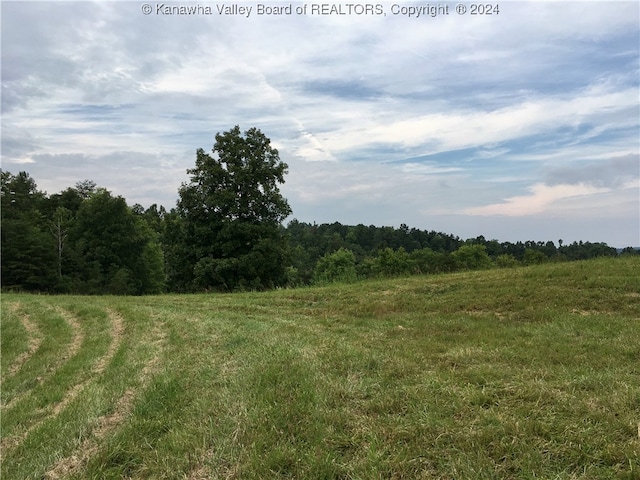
left=1, top=257, right=639, bottom=479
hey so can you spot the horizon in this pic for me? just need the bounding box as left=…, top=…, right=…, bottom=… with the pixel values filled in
left=4, top=165, right=639, bottom=250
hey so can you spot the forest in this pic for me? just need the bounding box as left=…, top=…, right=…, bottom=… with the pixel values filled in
left=1, top=127, right=635, bottom=295
left=2, top=169, right=633, bottom=295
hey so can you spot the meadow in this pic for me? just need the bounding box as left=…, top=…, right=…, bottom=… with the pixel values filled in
left=1, top=257, right=639, bottom=479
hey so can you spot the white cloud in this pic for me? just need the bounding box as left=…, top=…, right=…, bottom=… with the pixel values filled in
left=399, top=163, right=463, bottom=175
left=464, top=183, right=613, bottom=216
left=316, top=85, right=638, bottom=157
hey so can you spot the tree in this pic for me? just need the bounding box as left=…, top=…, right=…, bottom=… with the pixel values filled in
left=74, top=180, right=97, bottom=199
left=69, top=189, right=165, bottom=294
left=620, top=246, right=640, bottom=256
left=1, top=171, right=57, bottom=290
left=172, top=126, right=291, bottom=291
left=49, top=206, right=73, bottom=280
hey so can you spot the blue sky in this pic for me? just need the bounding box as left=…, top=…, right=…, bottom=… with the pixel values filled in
left=2, top=1, right=639, bottom=246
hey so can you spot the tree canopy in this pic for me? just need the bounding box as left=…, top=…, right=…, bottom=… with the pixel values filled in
left=1, top=171, right=164, bottom=294
left=168, top=126, right=291, bottom=291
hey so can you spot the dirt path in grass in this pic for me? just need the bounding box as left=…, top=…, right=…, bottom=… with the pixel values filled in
left=3, top=303, right=42, bottom=380
left=49, top=308, right=125, bottom=418
left=44, top=311, right=167, bottom=480
left=3, top=306, right=84, bottom=412
left=0, top=307, right=124, bottom=453
left=55, top=306, right=85, bottom=361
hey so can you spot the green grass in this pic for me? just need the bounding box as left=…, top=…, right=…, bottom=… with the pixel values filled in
left=2, top=257, right=639, bottom=479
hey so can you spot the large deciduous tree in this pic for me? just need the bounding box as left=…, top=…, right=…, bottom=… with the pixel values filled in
left=170, top=126, right=291, bottom=291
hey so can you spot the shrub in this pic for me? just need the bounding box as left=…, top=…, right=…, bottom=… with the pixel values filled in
left=313, top=248, right=358, bottom=284
left=523, top=248, right=547, bottom=265
left=410, top=247, right=455, bottom=274
left=495, top=253, right=520, bottom=268
left=370, top=247, right=414, bottom=277
left=451, top=245, right=493, bottom=270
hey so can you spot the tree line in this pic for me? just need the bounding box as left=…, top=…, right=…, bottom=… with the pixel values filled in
left=1, top=172, right=164, bottom=294
left=282, top=220, right=629, bottom=285
left=2, top=127, right=636, bottom=294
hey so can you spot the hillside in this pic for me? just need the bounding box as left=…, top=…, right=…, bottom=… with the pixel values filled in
left=2, top=257, right=639, bottom=479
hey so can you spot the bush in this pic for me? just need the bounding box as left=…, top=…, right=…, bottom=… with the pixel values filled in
left=313, top=248, right=358, bottom=284
left=495, top=254, right=520, bottom=268
left=523, top=248, right=547, bottom=265
left=370, top=247, right=414, bottom=277
left=410, top=247, right=455, bottom=274
left=451, top=245, right=493, bottom=270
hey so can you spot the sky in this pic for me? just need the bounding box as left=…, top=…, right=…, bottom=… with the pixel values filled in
left=1, top=0, right=639, bottom=247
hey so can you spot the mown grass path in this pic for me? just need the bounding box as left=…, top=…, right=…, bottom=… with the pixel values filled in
left=3, top=303, right=43, bottom=380
left=1, top=257, right=639, bottom=479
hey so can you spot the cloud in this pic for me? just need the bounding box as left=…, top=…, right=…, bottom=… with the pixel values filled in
left=13, top=152, right=187, bottom=209
left=1, top=123, right=40, bottom=160
left=464, top=183, right=616, bottom=216
left=1, top=1, right=638, bottom=246
left=544, top=154, right=639, bottom=188
left=316, top=84, right=638, bottom=158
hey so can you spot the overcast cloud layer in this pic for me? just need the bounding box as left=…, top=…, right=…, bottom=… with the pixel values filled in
left=2, top=1, right=639, bottom=246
